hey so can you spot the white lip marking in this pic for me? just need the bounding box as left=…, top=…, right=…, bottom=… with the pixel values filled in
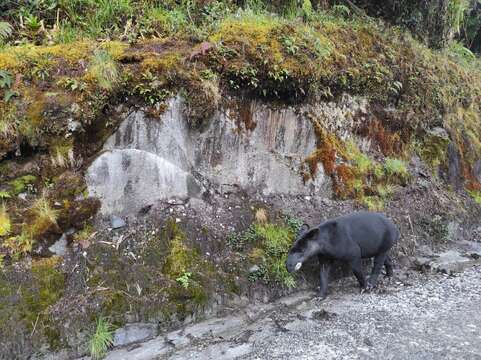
left=295, top=262, right=302, bottom=271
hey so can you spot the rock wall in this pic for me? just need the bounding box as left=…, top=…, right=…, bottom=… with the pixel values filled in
left=87, top=97, right=354, bottom=216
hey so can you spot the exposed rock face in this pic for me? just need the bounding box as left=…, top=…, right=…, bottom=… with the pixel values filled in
left=86, top=148, right=198, bottom=216
left=88, top=97, right=363, bottom=216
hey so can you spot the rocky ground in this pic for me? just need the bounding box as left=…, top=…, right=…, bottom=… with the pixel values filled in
left=91, top=261, right=481, bottom=360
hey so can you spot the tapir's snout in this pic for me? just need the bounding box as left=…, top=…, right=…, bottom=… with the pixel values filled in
left=285, top=255, right=302, bottom=273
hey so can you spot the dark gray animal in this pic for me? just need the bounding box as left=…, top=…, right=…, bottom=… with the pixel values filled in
left=286, top=212, right=400, bottom=299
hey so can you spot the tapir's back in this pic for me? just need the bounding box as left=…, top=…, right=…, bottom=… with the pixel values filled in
left=335, top=212, right=399, bottom=258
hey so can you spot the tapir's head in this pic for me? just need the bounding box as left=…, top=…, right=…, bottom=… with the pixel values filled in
left=285, top=222, right=335, bottom=273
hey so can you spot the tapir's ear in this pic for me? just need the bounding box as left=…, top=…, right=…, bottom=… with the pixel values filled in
left=298, top=223, right=310, bottom=235
left=303, top=227, right=319, bottom=239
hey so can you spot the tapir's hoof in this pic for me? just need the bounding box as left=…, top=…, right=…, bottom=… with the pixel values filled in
left=318, top=293, right=328, bottom=301
left=365, top=283, right=377, bottom=291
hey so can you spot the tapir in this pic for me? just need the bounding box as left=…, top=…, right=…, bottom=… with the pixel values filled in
left=286, top=212, right=400, bottom=299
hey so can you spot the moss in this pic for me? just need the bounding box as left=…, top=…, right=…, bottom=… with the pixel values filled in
left=25, top=257, right=65, bottom=325
left=419, top=133, right=450, bottom=170
left=360, top=195, right=385, bottom=211
left=162, top=220, right=196, bottom=278
left=0, top=41, right=94, bottom=72
left=8, top=174, right=37, bottom=195
left=0, top=256, right=65, bottom=353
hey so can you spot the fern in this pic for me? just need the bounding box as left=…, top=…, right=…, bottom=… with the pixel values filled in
left=0, top=22, right=13, bottom=43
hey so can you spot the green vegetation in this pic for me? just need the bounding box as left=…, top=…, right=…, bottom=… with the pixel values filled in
left=0, top=204, right=10, bottom=236
left=384, top=158, right=409, bottom=181
left=468, top=189, right=481, bottom=205
left=0, top=256, right=66, bottom=354
left=176, top=272, right=193, bottom=289
left=88, top=50, right=120, bottom=90
left=8, top=175, right=37, bottom=195
left=228, top=214, right=300, bottom=289
left=89, top=317, right=114, bottom=360
left=0, top=1, right=479, bottom=354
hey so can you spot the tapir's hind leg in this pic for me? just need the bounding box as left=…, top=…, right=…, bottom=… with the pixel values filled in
left=384, top=256, right=393, bottom=277
left=367, top=252, right=388, bottom=289
left=349, top=258, right=366, bottom=289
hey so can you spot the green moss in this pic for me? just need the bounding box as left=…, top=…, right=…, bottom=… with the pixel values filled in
left=467, top=190, right=481, bottom=205
left=360, top=195, right=385, bottom=211
left=0, top=256, right=65, bottom=352
left=8, top=174, right=37, bottom=195
left=162, top=220, right=198, bottom=278
left=419, top=134, right=450, bottom=171
left=84, top=219, right=218, bottom=327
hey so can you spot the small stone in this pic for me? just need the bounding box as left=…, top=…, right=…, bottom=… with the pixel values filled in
left=48, top=233, right=68, bottom=257
left=364, top=337, right=373, bottom=347
left=249, top=265, right=260, bottom=274
left=111, top=215, right=126, bottom=229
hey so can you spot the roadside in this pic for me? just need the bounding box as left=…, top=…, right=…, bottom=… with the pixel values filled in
left=94, top=261, right=481, bottom=360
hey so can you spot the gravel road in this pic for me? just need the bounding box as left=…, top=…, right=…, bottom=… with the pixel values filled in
left=241, top=267, right=481, bottom=360
left=102, top=266, right=481, bottom=360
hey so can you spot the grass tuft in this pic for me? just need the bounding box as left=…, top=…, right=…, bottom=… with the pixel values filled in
left=88, top=50, right=119, bottom=90
left=89, top=317, right=114, bottom=360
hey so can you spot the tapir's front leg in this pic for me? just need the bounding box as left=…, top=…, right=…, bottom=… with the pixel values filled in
left=318, top=256, right=331, bottom=299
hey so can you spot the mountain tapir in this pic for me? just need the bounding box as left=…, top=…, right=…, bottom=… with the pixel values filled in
left=286, top=212, right=400, bottom=299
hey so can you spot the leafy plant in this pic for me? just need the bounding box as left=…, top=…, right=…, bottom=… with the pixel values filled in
left=0, top=70, right=17, bottom=102
left=331, top=4, right=351, bottom=19
left=89, top=317, right=114, bottom=360
left=227, top=225, right=258, bottom=251
left=281, top=35, right=299, bottom=55
left=301, top=0, right=313, bottom=20
left=8, top=175, right=36, bottom=195
left=134, top=71, right=171, bottom=105
left=57, top=77, right=87, bottom=92
left=0, top=191, right=11, bottom=199
left=252, top=223, right=296, bottom=288
left=24, top=14, right=42, bottom=32
left=285, top=216, right=303, bottom=235
left=176, top=271, right=192, bottom=289
left=360, top=195, right=384, bottom=211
